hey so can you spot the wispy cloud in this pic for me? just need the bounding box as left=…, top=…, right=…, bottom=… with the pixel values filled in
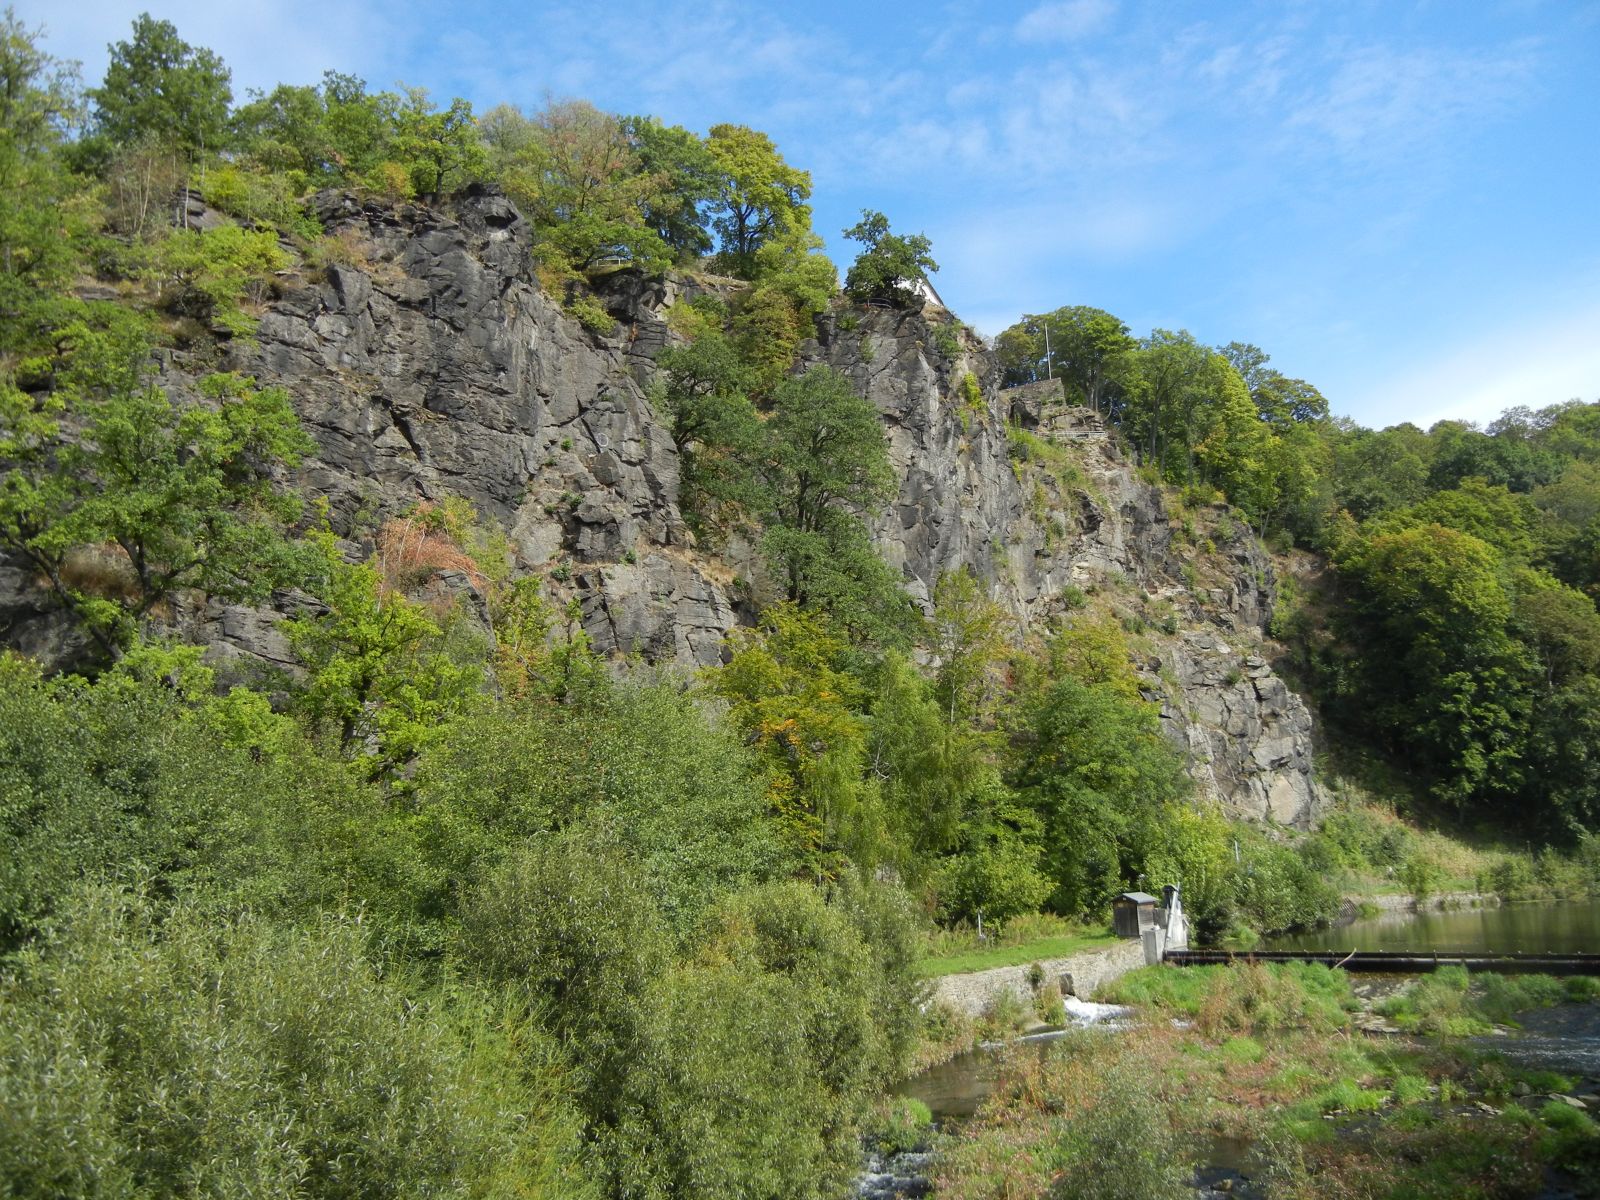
left=35, top=0, right=401, bottom=95
left=1282, top=39, right=1543, bottom=166
left=1015, top=0, right=1117, bottom=44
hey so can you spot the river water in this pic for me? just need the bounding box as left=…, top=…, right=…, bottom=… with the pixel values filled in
left=1266, top=896, right=1600, bottom=955
left=896, top=998, right=1132, bottom=1124
left=872, top=899, right=1600, bottom=1198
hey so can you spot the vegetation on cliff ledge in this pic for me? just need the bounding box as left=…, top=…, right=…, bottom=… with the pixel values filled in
left=2, top=11, right=1599, bottom=1199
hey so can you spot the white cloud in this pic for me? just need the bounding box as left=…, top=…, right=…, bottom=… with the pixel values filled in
left=1014, top=0, right=1116, bottom=44
left=1282, top=39, right=1542, bottom=166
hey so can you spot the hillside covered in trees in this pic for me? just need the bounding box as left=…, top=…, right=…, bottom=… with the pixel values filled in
left=2, top=11, right=1600, bottom=1199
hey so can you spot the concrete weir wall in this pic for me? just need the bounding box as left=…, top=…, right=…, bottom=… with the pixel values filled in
left=928, top=939, right=1148, bottom=1016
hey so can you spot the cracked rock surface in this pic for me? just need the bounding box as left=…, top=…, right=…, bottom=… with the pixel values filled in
left=1, top=190, right=1325, bottom=825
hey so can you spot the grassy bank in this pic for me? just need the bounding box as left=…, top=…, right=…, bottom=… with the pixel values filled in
left=934, top=963, right=1600, bottom=1199
left=916, top=913, right=1116, bottom=977
left=1310, top=791, right=1600, bottom=907
left=918, top=931, right=1119, bottom=977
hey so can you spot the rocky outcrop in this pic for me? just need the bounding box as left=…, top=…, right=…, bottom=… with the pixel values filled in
left=800, top=305, right=1326, bottom=826
left=5, top=188, right=1327, bottom=824
left=232, top=186, right=739, bottom=666
left=1148, top=633, right=1321, bottom=825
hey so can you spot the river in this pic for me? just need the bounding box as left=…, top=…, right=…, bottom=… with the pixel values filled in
left=872, top=898, right=1600, bottom=1199
left=1266, top=896, right=1600, bottom=954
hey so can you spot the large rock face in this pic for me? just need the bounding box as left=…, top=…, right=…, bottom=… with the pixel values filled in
left=238, top=186, right=740, bottom=666
left=799, top=306, right=1326, bottom=827
left=3, top=189, right=1326, bottom=826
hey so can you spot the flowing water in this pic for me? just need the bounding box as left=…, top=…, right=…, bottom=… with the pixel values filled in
left=855, top=1001, right=1133, bottom=1199
left=869, top=900, right=1600, bottom=1198
left=894, top=998, right=1132, bottom=1125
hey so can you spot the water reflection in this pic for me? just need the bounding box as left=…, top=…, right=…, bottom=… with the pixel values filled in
left=1267, top=898, right=1600, bottom=955
left=899, top=999, right=1131, bottom=1125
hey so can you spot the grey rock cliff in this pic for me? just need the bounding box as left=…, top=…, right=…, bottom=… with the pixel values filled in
left=5, top=190, right=1325, bottom=825
left=800, top=306, right=1326, bottom=826
left=238, top=187, right=740, bottom=666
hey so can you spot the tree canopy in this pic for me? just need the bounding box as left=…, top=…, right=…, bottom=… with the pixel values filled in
left=89, top=13, right=232, bottom=154
left=842, top=209, right=937, bottom=303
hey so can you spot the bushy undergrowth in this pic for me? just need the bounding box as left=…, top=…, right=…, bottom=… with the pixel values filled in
left=935, top=1033, right=1189, bottom=1200
left=0, top=665, right=925, bottom=1200
left=1301, top=793, right=1600, bottom=904
left=1379, top=967, right=1600, bottom=1035
left=1098, top=962, right=1356, bottom=1035
left=0, top=888, right=587, bottom=1200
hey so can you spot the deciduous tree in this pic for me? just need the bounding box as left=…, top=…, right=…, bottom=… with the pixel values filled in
left=89, top=14, right=232, bottom=155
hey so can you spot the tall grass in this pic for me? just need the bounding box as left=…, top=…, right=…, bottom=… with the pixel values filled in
left=1098, top=962, right=1356, bottom=1035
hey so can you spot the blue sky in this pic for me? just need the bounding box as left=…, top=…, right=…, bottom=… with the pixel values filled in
left=23, top=0, right=1600, bottom=429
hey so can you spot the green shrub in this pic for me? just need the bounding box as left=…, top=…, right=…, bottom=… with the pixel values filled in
left=1314, top=1078, right=1389, bottom=1114
left=1540, top=1099, right=1596, bottom=1134
left=1034, top=980, right=1067, bottom=1025
left=0, top=887, right=583, bottom=1200
left=566, top=292, right=617, bottom=335
left=1099, top=962, right=1354, bottom=1035
left=1392, top=1072, right=1431, bottom=1104
left=1042, top=1055, right=1189, bottom=1200
left=979, top=988, right=1031, bottom=1038
left=201, top=163, right=321, bottom=240
left=866, top=1096, right=934, bottom=1155
left=415, top=682, right=787, bottom=936
left=125, top=225, right=290, bottom=337
left=1400, top=851, right=1446, bottom=902
left=0, top=662, right=422, bottom=953
left=1379, top=967, right=1486, bottom=1035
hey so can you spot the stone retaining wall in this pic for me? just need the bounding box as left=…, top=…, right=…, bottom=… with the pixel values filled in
left=1336, top=891, right=1499, bottom=924
left=928, top=939, right=1148, bottom=1016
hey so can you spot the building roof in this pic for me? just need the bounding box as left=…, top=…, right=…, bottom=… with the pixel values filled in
left=1117, top=892, right=1159, bottom=905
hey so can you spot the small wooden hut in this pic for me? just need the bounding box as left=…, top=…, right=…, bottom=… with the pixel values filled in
left=1112, top=891, right=1159, bottom=938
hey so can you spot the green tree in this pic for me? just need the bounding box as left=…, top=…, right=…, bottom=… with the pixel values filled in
left=1336, top=523, right=1532, bottom=808
left=759, top=367, right=893, bottom=566
left=997, top=306, right=1134, bottom=412
left=1120, top=328, right=1214, bottom=473
left=756, top=367, right=917, bottom=643
left=1513, top=573, right=1600, bottom=691
left=711, top=603, right=882, bottom=868
left=869, top=653, right=967, bottom=860
left=89, top=13, right=232, bottom=155
left=1193, top=360, right=1276, bottom=522
left=1377, top=478, right=1542, bottom=565
left=230, top=81, right=327, bottom=176
left=841, top=209, right=937, bottom=303
left=653, top=329, right=761, bottom=531
left=492, top=99, right=675, bottom=275
left=1333, top=422, right=1434, bottom=521
left=129, top=223, right=291, bottom=337
left=705, top=123, right=811, bottom=276
left=392, top=87, right=485, bottom=196
left=930, top=566, right=1011, bottom=727
left=1219, top=341, right=1328, bottom=427
left=287, top=534, right=484, bottom=777
left=1012, top=675, right=1190, bottom=917
left=0, top=314, right=309, bottom=657
left=622, top=115, right=719, bottom=257
left=0, top=13, right=83, bottom=305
